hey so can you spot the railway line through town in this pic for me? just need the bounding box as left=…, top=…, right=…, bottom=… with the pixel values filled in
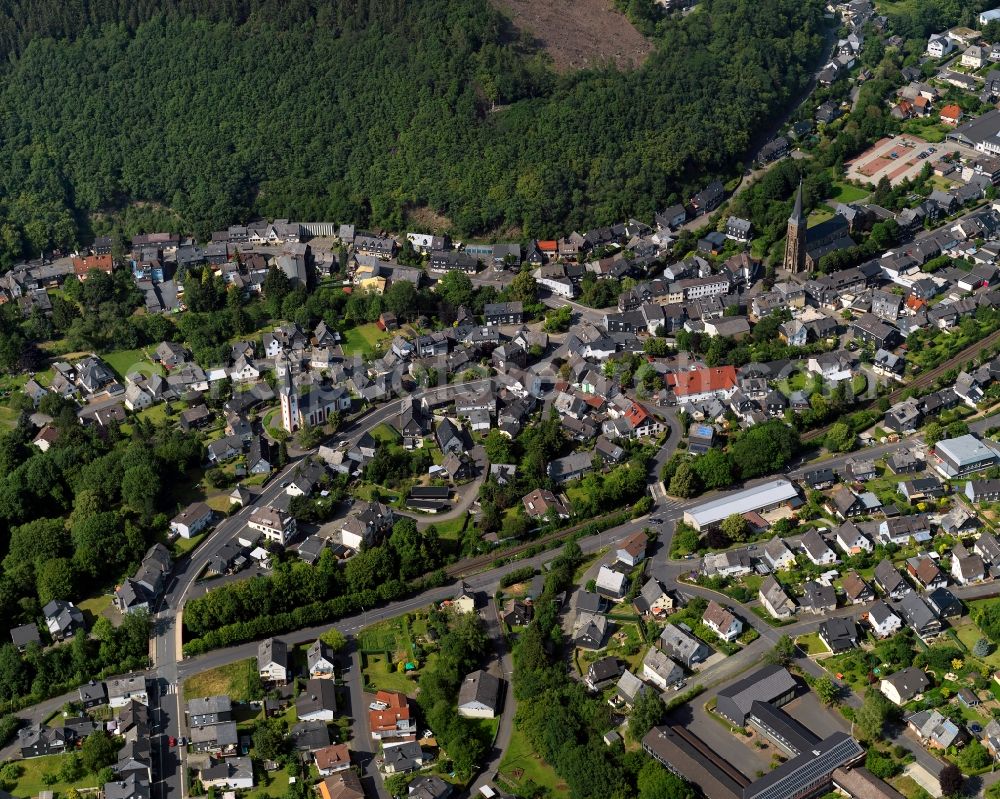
left=802, top=324, right=1000, bottom=443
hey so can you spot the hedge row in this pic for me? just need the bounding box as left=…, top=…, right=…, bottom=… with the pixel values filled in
left=182, top=571, right=448, bottom=656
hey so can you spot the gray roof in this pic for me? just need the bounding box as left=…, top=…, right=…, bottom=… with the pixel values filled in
left=10, top=623, right=39, bottom=647
left=717, top=665, right=797, bottom=720
left=296, top=679, right=338, bottom=717
left=103, top=773, right=150, bottom=799
left=458, top=669, right=501, bottom=712
left=742, top=733, right=863, bottom=799
left=258, top=637, right=288, bottom=668
left=685, top=479, right=798, bottom=528
left=882, top=666, right=929, bottom=700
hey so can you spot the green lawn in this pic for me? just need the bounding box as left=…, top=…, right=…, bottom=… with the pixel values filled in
left=0, top=403, right=20, bottom=429
left=359, top=613, right=432, bottom=695
left=353, top=482, right=401, bottom=504
left=900, top=118, right=949, bottom=143
left=795, top=632, right=827, bottom=656
left=172, top=530, right=210, bottom=557
left=77, top=593, right=114, bottom=626
left=954, top=615, right=1000, bottom=668
left=136, top=402, right=171, bottom=425
left=262, top=406, right=285, bottom=439
left=102, top=347, right=163, bottom=381
left=424, top=513, right=469, bottom=540
left=183, top=658, right=262, bottom=701
left=341, top=323, right=390, bottom=357
left=246, top=766, right=290, bottom=799
left=830, top=182, right=870, bottom=204
left=361, top=652, right=422, bottom=695
left=3, top=753, right=105, bottom=796
left=370, top=423, right=402, bottom=444
left=498, top=725, right=568, bottom=799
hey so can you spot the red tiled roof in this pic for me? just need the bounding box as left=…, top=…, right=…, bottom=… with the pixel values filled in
left=668, top=366, right=737, bottom=397
left=72, top=254, right=113, bottom=277
left=624, top=402, right=649, bottom=428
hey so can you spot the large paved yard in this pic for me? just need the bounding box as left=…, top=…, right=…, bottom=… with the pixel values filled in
left=845, top=134, right=933, bottom=187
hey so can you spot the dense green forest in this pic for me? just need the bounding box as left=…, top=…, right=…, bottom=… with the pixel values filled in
left=0, top=0, right=825, bottom=264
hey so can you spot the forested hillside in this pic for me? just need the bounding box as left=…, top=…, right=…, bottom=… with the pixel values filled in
left=0, top=0, right=824, bottom=263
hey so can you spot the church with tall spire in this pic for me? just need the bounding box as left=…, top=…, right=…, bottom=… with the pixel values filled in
left=783, top=181, right=807, bottom=274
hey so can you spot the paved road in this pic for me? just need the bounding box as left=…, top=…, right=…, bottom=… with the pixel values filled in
left=146, top=378, right=493, bottom=799
left=468, top=598, right=516, bottom=797
left=12, top=390, right=999, bottom=794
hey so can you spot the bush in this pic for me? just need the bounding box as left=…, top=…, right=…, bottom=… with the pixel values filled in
left=499, top=566, right=536, bottom=589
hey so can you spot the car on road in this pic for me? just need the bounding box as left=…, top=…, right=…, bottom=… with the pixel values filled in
left=650, top=517, right=662, bottom=523
left=179, top=737, right=187, bottom=746
left=685, top=554, right=694, bottom=559
left=281, top=481, right=290, bottom=488
left=169, top=736, right=177, bottom=747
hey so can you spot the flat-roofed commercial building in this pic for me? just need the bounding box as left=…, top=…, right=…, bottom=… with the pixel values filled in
left=684, top=479, right=800, bottom=530
left=932, top=434, right=1000, bottom=478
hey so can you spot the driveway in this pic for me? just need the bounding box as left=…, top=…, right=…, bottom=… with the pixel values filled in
left=468, top=598, right=516, bottom=796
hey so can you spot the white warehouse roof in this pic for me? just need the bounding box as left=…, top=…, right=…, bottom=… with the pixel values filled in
left=684, top=479, right=799, bottom=530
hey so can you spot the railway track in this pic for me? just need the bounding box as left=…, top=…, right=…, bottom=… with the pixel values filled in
left=802, top=326, right=1000, bottom=443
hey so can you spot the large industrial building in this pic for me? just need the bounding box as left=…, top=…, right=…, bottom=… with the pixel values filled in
left=931, top=434, right=1000, bottom=479
left=683, top=479, right=801, bottom=530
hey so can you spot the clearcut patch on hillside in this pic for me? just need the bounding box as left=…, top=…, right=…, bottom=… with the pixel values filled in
left=492, top=0, right=653, bottom=72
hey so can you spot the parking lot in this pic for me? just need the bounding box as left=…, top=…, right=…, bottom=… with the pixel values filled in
left=845, top=134, right=936, bottom=187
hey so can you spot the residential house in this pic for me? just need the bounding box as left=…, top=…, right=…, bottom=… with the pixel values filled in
left=841, top=571, right=875, bottom=605
left=107, top=676, right=149, bottom=709
left=634, top=579, right=674, bottom=618
left=763, top=537, right=796, bottom=571
left=801, top=529, right=837, bottom=565
left=880, top=667, right=930, bottom=705
left=296, top=679, right=338, bottom=722
left=896, top=592, right=943, bottom=639
left=759, top=576, right=797, bottom=619
left=614, top=670, right=649, bottom=708
left=314, top=744, right=351, bottom=777
left=906, top=556, right=947, bottom=590
left=307, top=640, right=337, bottom=679
left=819, top=618, right=858, bottom=654
left=573, top=612, right=609, bottom=650
left=368, top=690, right=415, bottom=740
left=703, top=600, right=742, bottom=642
left=835, top=522, right=872, bottom=556
left=596, top=566, right=628, bottom=601
left=169, top=502, right=213, bottom=539
left=659, top=623, right=711, bottom=668
left=258, top=638, right=289, bottom=684
left=457, top=670, right=501, bottom=718
left=616, top=531, right=648, bottom=568
left=951, top=543, right=985, bottom=584
left=248, top=506, right=296, bottom=546
left=585, top=657, right=623, bottom=692
left=642, top=648, right=684, bottom=690
left=43, top=599, right=84, bottom=640
left=868, top=600, right=903, bottom=639
left=874, top=560, right=911, bottom=600
left=906, top=709, right=966, bottom=749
